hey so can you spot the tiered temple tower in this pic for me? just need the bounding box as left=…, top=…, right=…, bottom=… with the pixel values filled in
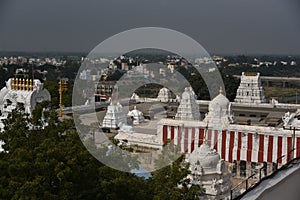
left=157, top=87, right=172, bottom=103
left=175, top=87, right=200, bottom=120
left=234, top=72, right=266, bottom=104
left=102, top=102, right=126, bottom=129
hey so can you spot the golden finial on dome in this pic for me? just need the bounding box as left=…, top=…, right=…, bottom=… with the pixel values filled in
left=219, top=86, right=223, bottom=94
left=18, top=78, right=22, bottom=90
left=29, top=79, right=33, bottom=91
left=15, top=78, right=19, bottom=90
left=22, top=78, right=25, bottom=90
left=11, top=78, right=15, bottom=90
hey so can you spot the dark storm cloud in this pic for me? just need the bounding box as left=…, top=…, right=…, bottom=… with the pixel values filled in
left=0, top=0, right=299, bottom=54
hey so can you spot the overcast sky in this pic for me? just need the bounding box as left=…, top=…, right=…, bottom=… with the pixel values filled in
left=0, top=0, right=300, bottom=55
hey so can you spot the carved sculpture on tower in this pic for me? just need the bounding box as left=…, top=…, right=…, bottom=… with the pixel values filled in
left=175, top=87, right=200, bottom=120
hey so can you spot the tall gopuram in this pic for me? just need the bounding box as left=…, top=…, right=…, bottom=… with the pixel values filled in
left=188, top=137, right=232, bottom=200
left=234, top=72, right=266, bottom=104
left=175, top=87, right=200, bottom=120
left=102, top=102, right=126, bottom=129
left=0, top=78, right=51, bottom=133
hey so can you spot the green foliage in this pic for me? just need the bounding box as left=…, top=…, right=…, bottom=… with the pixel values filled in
left=0, top=104, right=204, bottom=200
left=150, top=155, right=204, bottom=200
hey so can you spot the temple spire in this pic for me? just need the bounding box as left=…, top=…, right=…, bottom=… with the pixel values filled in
left=219, top=86, right=223, bottom=94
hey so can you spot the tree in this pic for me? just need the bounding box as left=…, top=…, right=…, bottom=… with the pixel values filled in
left=0, top=104, right=204, bottom=200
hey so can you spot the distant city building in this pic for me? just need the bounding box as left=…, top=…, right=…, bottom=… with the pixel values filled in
left=234, top=72, right=266, bottom=104
left=94, top=81, right=116, bottom=102
left=79, top=69, right=92, bottom=81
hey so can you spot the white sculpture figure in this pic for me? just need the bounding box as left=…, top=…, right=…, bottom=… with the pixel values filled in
left=282, top=109, right=300, bottom=129
left=282, top=112, right=292, bottom=127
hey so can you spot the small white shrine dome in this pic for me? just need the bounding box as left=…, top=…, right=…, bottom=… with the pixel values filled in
left=128, top=106, right=143, bottom=117
left=198, top=143, right=220, bottom=169
left=209, top=87, right=229, bottom=112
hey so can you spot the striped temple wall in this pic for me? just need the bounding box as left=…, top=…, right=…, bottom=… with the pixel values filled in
left=160, top=125, right=300, bottom=165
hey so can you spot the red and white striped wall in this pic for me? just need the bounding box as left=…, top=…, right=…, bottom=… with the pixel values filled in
left=161, top=125, right=300, bottom=165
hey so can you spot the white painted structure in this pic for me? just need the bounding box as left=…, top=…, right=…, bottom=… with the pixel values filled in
left=175, top=87, right=200, bottom=121
left=102, top=102, right=126, bottom=129
left=203, top=88, right=234, bottom=129
left=128, top=106, right=145, bottom=125
left=0, top=78, right=51, bottom=151
left=188, top=141, right=232, bottom=199
left=234, top=72, right=266, bottom=104
left=0, top=78, right=51, bottom=130
left=157, top=87, right=172, bottom=103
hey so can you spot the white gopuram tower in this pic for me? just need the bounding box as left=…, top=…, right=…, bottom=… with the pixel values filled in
left=175, top=87, right=200, bottom=120
left=234, top=72, right=266, bottom=104
left=0, top=78, right=51, bottom=131
left=188, top=136, right=232, bottom=200
left=102, top=102, right=126, bottom=129
left=157, top=87, right=172, bottom=103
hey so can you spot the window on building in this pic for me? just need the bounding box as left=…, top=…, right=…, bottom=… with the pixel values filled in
left=232, top=160, right=237, bottom=176
left=240, top=160, right=247, bottom=177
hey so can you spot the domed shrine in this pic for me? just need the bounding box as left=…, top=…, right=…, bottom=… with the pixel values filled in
left=128, top=106, right=145, bottom=125
left=203, top=87, right=234, bottom=128
left=188, top=136, right=232, bottom=200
